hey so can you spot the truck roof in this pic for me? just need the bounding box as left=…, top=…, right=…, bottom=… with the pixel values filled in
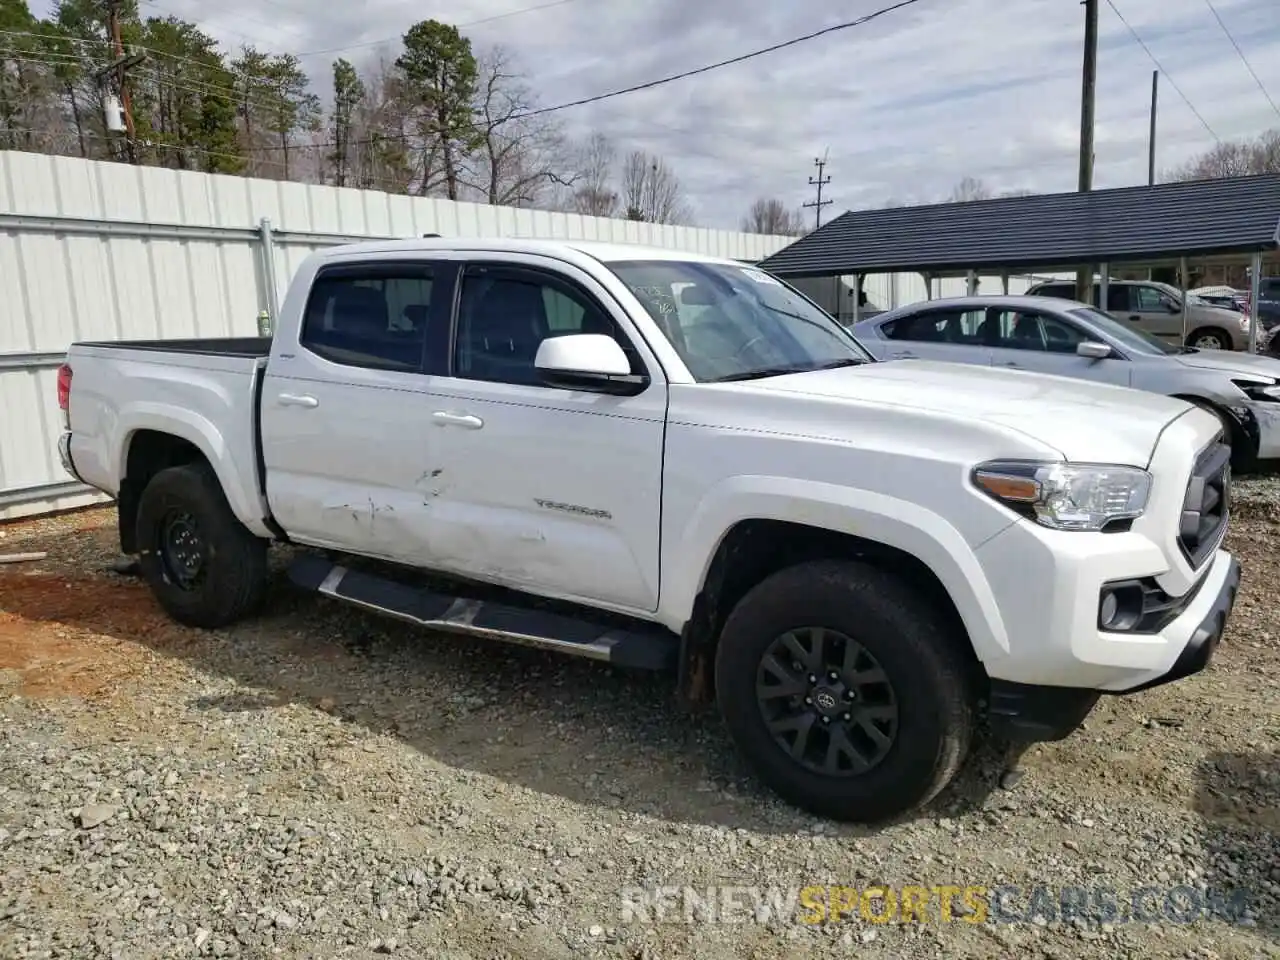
left=314, top=236, right=746, bottom=266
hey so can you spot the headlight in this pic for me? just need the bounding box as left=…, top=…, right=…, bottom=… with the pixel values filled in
left=972, top=460, right=1152, bottom=531
left=1232, top=379, right=1280, bottom=401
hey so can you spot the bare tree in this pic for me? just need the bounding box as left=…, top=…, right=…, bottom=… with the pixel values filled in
left=1166, top=129, right=1280, bottom=181
left=741, top=197, right=806, bottom=235
left=462, top=46, right=577, bottom=206
left=620, top=149, right=692, bottom=224
left=347, top=53, right=415, bottom=194
left=948, top=176, right=993, bottom=202
left=564, top=132, right=619, bottom=217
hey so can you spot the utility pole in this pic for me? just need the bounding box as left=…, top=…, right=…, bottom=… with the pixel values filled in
left=804, top=154, right=832, bottom=230
left=1076, top=0, right=1099, bottom=303
left=1147, top=69, right=1159, bottom=186
left=98, top=0, right=145, bottom=164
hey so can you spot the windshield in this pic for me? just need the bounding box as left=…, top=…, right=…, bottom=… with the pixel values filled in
left=1149, top=281, right=1211, bottom=308
left=606, top=260, right=873, bottom=382
left=1067, top=307, right=1179, bottom=355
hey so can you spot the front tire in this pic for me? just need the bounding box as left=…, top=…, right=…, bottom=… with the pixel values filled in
left=1186, top=328, right=1231, bottom=351
left=714, top=560, right=975, bottom=822
left=135, top=463, right=268, bottom=628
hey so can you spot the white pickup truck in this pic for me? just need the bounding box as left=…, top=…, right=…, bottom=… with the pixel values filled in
left=55, top=238, right=1240, bottom=823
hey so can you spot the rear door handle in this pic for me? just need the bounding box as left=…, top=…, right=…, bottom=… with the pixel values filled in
left=432, top=411, right=484, bottom=429
left=1128, top=314, right=1142, bottom=322
left=894, top=350, right=917, bottom=359
left=277, top=393, right=318, bottom=408
left=1002, top=361, right=1020, bottom=368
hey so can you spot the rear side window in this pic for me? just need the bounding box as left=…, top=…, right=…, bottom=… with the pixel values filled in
left=301, top=267, right=435, bottom=371
left=1106, top=285, right=1131, bottom=311
left=882, top=309, right=988, bottom=344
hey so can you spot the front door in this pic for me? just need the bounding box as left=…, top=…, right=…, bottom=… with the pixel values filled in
left=261, top=258, right=456, bottom=562
left=986, top=307, right=1131, bottom=386
left=1125, top=284, right=1185, bottom=345
left=423, top=257, right=667, bottom=614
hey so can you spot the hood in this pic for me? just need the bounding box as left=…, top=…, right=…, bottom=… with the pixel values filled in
left=1173, top=348, right=1280, bottom=381
left=737, top=359, right=1191, bottom=465
left=1197, top=304, right=1249, bottom=323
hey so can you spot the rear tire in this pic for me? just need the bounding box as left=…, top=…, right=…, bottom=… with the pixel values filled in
left=135, top=463, right=268, bottom=628
left=714, top=559, right=975, bottom=823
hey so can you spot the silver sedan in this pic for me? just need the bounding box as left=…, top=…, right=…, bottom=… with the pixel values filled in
left=850, top=294, right=1280, bottom=469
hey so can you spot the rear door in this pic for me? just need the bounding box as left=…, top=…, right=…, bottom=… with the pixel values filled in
left=261, top=257, right=456, bottom=560
left=876, top=307, right=994, bottom=366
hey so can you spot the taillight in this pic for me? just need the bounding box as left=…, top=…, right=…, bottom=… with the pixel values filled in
left=57, top=363, right=72, bottom=428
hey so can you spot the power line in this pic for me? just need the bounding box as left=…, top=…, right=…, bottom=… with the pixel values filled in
left=1201, top=0, right=1280, bottom=122
left=14, top=0, right=926, bottom=155
left=1102, top=0, right=1219, bottom=142
left=512, top=0, right=927, bottom=120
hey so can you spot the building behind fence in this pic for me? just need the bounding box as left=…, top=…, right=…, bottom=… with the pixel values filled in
left=0, top=150, right=1049, bottom=521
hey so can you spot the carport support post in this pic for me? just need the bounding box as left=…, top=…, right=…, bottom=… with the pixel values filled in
left=966, top=270, right=978, bottom=296
left=259, top=217, right=281, bottom=333
left=923, top=272, right=934, bottom=300
left=851, top=273, right=862, bottom=326
left=1099, top=264, right=1109, bottom=313
left=1000, top=273, right=1009, bottom=295
left=1249, top=250, right=1263, bottom=353
left=1179, top=256, right=1189, bottom=344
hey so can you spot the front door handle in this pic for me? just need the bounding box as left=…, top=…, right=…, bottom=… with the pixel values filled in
left=432, top=411, right=484, bottom=429
left=1128, top=314, right=1142, bottom=322
left=1002, top=361, right=1020, bottom=368
left=277, top=393, right=319, bottom=408
left=894, top=350, right=917, bottom=359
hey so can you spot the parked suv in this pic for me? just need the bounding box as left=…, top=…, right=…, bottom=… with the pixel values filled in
left=1026, top=279, right=1256, bottom=352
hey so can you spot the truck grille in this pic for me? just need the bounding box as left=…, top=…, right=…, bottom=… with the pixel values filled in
left=1177, top=440, right=1231, bottom=568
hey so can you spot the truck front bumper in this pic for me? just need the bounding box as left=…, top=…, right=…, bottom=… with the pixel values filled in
left=986, top=553, right=1240, bottom=741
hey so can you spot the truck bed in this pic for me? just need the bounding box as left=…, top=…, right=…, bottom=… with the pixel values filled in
left=73, top=337, right=272, bottom=358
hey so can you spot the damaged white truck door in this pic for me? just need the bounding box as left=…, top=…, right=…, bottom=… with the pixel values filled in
left=422, top=259, right=667, bottom=614
left=261, top=258, right=452, bottom=560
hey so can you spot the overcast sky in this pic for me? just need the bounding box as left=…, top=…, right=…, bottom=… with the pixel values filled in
left=30, top=0, right=1280, bottom=230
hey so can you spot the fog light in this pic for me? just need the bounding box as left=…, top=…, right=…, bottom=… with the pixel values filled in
left=1100, top=590, right=1120, bottom=628
left=1098, top=583, right=1145, bottom=631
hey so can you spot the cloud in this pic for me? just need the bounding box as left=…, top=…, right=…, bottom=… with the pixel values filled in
left=28, top=0, right=1280, bottom=228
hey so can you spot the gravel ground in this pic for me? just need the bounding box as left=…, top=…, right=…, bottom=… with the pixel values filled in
left=1, top=485, right=1278, bottom=960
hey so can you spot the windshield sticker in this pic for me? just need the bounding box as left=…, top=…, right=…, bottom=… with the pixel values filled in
left=740, top=268, right=781, bottom=286
left=633, top=285, right=677, bottom=315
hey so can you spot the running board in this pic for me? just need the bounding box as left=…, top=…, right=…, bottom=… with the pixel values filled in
left=288, top=554, right=678, bottom=671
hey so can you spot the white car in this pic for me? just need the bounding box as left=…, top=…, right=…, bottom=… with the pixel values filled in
left=55, top=239, right=1240, bottom=823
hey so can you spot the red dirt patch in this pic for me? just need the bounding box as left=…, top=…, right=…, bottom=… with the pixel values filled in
left=0, top=572, right=171, bottom=700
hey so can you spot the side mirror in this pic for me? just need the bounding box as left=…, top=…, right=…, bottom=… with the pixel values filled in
left=1165, top=299, right=1181, bottom=314
left=1077, top=340, right=1111, bottom=359
left=533, top=333, right=647, bottom=395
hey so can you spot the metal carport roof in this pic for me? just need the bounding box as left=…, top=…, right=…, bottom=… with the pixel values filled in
left=758, top=174, right=1280, bottom=278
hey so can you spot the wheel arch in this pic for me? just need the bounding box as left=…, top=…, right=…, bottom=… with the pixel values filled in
left=675, top=515, right=994, bottom=704
left=115, top=420, right=266, bottom=553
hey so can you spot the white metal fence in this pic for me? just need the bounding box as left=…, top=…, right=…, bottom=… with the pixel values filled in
left=0, top=150, right=800, bottom=520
